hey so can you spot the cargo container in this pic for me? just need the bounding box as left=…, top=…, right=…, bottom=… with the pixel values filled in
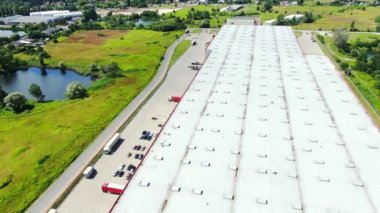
left=101, top=183, right=124, bottom=194
left=168, top=96, right=181, bottom=102
left=103, top=133, right=121, bottom=154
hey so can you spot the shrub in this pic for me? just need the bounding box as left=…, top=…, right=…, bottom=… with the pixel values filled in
left=4, top=92, right=27, bottom=112
left=65, top=82, right=88, bottom=99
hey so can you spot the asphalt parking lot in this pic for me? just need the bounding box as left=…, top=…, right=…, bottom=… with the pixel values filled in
left=57, top=30, right=213, bottom=213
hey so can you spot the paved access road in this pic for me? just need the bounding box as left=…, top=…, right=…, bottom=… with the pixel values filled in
left=48, top=30, right=212, bottom=213
left=26, top=31, right=210, bottom=213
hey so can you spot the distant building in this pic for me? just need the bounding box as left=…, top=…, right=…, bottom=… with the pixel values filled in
left=263, top=14, right=305, bottom=25
left=0, top=10, right=82, bottom=25
left=220, top=5, right=244, bottom=12
left=0, top=30, right=25, bottom=38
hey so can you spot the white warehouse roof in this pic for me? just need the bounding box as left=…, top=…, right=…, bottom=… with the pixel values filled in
left=111, top=25, right=380, bottom=213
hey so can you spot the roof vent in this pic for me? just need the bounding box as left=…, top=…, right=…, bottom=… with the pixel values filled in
left=198, top=79, right=204, bottom=83
left=202, top=112, right=209, bottom=116
left=220, top=101, right=228, bottom=104
left=212, top=90, right=218, bottom=93
left=260, top=93, right=267, bottom=97
left=300, top=108, right=309, bottom=111
left=291, top=203, right=303, bottom=210
left=314, top=159, right=325, bottom=165
left=234, top=130, right=243, bottom=135
left=223, top=91, right=230, bottom=94
left=288, top=172, right=298, bottom=178
left=280, top=106, right=287, bottom=110
left=335, top=141, right=345, bottom=146
left=229, top=165, right=238, bottom=171
left=241, top=91, right=248, bottom=95
left=180, top=110, right=189, bottom=114
left=283, top=135, right=292, bottom=140
left=161, top=141, right=171, bottom=147
left=224, top=193, right=235, bottom=200
left=192, top=189, right=203, bottom=195
left=182, top=159, right=191, bottom=164
left=258, top=133, right=267, bottom=137
left=240, top=103, right=247, bottom=106
left=345, top=162, right=355, bottom=168
left=201, top=161, right=211, bottom=167
left=195, top=126, right=204, bottom=131
left=231, top=149, right=240, bottom=155
left=286, top=156, right=295, bottom=161
left=353, top=181, right=364, bottom=187
left=237, top=115, right=245, bottom=119
left=206, top=147, right=215, bottom=151
left=297, top=96, right=305, bottom=100
left=282, top=119, right=289, bottom=123
left=163, top=132, right=171, bottom=136
left=171, top=186, right=181, bottom=192
left=212, top=128, right=220, bottom=133
left=208, top=100, right=214, bottom=104
left=308, top=138, right=318, bottom=143
left=357, top=126, right=367, bottom=131
left=256, top=197, right=268, bottom=205
left=216, top=113, right=224, bottom=117
left=172, top=124, right=180, bottom=129
left=259, top=117, right=267, bottom=121
left=192, top=88, right=200, bottom=91
left=349, top=111, right=357, bottom=116
left=305, top=121, right=313, bottom=125
left=259, top=104, right=267, bottom=108
left=188, top=145, right=196, bottom=150
left=257, top=153, right=268, bottom=158
left=302, top=147, right=312, bottom=152
left=186, top=98, right=195, bottom=102
left=367, top=144, right=379, bottom=149
left=154, top=156, right=164, bottom=161
left=257, top=168, right=267, bottom=174
left=139, top=181, right=150, bottom=187
left=318, top=176, right=330, bottom=182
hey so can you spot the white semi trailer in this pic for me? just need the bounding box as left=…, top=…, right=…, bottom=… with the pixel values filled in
left=103, top=133, right=121, bottom=154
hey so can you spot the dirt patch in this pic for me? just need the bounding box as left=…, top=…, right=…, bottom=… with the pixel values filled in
left=120, top=77, right=137, bottom=85
left=65, top=30, right=128, bottom=45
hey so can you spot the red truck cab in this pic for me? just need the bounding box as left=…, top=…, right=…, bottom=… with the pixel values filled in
left=168, top=96, right=182, bottom=102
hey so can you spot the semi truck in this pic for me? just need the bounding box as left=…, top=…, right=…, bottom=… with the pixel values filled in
left=103, top=133, right=121, bottom=154
left=101, top=183, right=125, bottom=194
left=168, top=96, right=182, bottom=102
left=83, top=166, right=95, bottom=179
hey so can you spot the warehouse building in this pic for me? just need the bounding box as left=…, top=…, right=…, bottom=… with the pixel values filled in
left=0, top=10, right=82, bottom=25
left=110, top=25, right=380, bottom=213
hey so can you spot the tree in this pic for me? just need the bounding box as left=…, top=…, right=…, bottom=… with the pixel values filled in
left=103, top=62, right=120, bottom=77
left=333, top=28, right=349, bottom=51
left=58, top=61, right=67, bottom=72
left=82, top=5, right=98, bottom=22
left=304, top=12, right=315, bottom=23
left=350, top=20, right=356, bottom=31
left=0, top=86, right=8, bottom=106
left=4, top=92, right=27, bottom=112
left=262, top=0, right=272, bottom=12
left=28, top=83, right=44, bottom=102
left=65, top=82, right=88, bottom=99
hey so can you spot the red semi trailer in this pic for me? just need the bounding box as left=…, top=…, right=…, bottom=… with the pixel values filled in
left=102, top=183, right=124, bottom=194
left=168, top=96, right=181, bottom=102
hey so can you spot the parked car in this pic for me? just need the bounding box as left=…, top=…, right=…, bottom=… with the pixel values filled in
left=118, top=164, right=126, bottom=170
left=127, top=164, right=136, bottom=172
left=140, top=146, right=146, bottom=151
left=138, top=154, right=144, bottom=160
left=118, top=170, right=125, bottom=177
left=127, top=152, right=132, bottom=157
left=191, top=61, right=201, bottom=65
left=126, top=172, right=133, bottom=180
left=142, top=130, right=147, bottom=135
left=134, top=153, right=139, bottom=159
left=112, top=170, right=119, bottom=177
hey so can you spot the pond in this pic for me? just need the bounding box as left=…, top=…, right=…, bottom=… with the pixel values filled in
left=0, top=67, right=92, bottom=100
left=134, top=18, right=153, bottom=26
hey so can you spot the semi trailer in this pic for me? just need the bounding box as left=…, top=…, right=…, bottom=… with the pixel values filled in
left=103, top=133, right=121, bottom=154
left=101, top=183, right=124, bottom=194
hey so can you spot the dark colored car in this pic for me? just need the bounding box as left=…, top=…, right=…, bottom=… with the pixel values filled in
left=127, top=164, right=136, bottom=172
left=134, top=153, right=139, bottom=159
left=126, top=172, right=133, bottom=180
left=138, top=154, right=144, bottom=160
left=118, top=170, right=125, bottom=177
left=127, top=152, right=132, bottom=157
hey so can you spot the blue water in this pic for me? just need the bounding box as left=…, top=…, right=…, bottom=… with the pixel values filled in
left=134, top=18, right=153, bottom=26
left=0, top=67, right=92, bottom=100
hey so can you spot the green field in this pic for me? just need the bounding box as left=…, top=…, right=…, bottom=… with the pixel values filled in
left=172, top=4, right=233, bottom=28
left=318, top=34, right=380, bottom=125
left=169, top=39, right=191, bottom=68
left=242, top=4, right=380, bottom=31
left=1, top=29, right=180, bottom=212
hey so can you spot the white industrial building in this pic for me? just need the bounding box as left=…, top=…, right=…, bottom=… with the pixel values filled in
left=110, top=25, right=380, bottom=213
left=0, top=10, right=82, bottom=25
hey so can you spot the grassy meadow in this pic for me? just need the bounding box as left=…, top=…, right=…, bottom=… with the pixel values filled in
left=1, top=29, right=180, bottom=212
left=168, top=39, right=191, bottom=68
